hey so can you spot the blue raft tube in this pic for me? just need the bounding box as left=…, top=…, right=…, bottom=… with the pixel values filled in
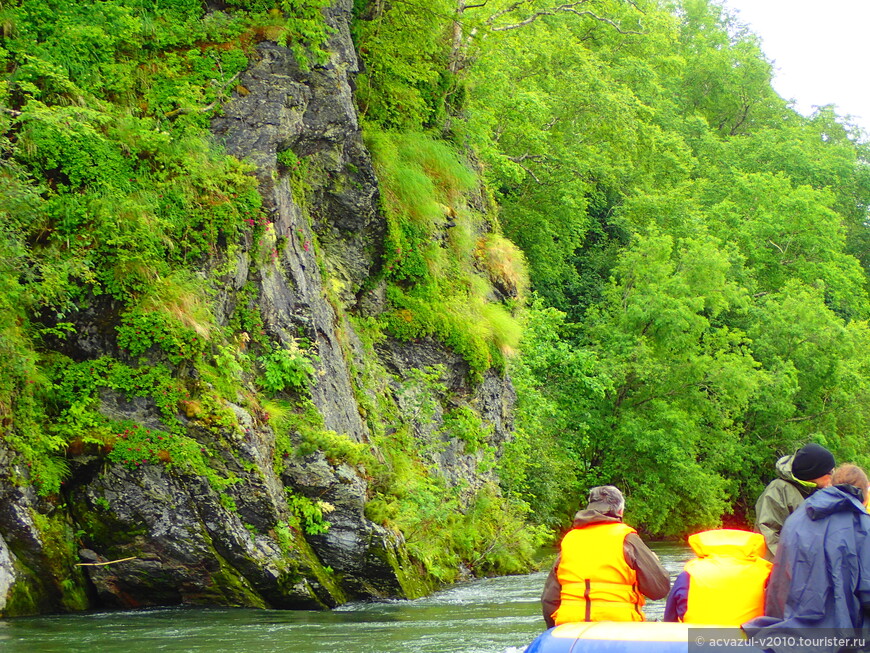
left=524, top=622, right=768, bottom=653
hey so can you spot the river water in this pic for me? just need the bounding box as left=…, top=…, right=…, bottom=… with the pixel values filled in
left=0, top=542, right=691, bottom=653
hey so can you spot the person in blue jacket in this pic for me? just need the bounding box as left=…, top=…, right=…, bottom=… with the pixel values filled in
left=743, top=463, right=870, bottom=653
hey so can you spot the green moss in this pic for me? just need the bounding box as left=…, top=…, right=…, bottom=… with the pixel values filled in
left=274, top=522, right=346, bottom=606
left=265, top=397, right=374, bottom=469
left=372, top=534, right=436, bottom=599
left=29, top=511, right=90, bottom=611
left=3, top=571, right=41, bottom=617
left=364, top=128, right=523, bottom=380
left=278, top=149, right=313, bottom=207
left=1, top=510, right=91, bottom=616
left=200, top=557, right=267, bottom=609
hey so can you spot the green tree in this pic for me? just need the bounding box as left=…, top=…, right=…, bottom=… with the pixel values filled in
left=579, top=232, right=761, bottom=534
left=501, top=299, right=606, bottom=526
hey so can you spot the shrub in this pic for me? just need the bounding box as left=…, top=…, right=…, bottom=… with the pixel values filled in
left=257, top=341, right=317, bottom=395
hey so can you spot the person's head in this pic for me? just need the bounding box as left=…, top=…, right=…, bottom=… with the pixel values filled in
left=792, top=443, right=835, bottom=487
left=587, top=485, right=625, bottom=518
left=832, top=463, right=869, bottom=506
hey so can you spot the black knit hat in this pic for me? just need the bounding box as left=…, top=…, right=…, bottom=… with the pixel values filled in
left=792, top=443, right=835, bottom=481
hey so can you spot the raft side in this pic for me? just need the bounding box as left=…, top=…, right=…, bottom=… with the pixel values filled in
left=524, top=622, right=766, bottom=653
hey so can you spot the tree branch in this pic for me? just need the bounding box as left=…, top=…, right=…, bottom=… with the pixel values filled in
left=782, top=411, right=833, bottom=423
left=507, top=154, right=544, bottom=182
left=767, top=238, right=788, bottom=255
left=508, top=152, right=545, bottom=163
left=487, top=0, right=643, bottom=34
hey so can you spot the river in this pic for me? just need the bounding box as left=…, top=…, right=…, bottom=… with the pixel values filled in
left=0, top=542, right=691, bottom=653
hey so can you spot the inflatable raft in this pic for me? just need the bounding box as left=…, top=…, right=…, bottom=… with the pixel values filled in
left=524, top=622, right=767, bottom=652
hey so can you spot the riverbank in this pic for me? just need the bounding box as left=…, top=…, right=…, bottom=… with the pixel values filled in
left=0, top=543, right=692, bottom=653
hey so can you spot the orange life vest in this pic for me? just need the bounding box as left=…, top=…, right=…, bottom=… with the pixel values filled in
left=552, top=521, right=644, bottom=624
left=682, top=529, right=772, bottom=625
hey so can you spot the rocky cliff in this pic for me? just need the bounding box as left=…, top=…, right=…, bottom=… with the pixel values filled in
left=0, top=0, right=519, bottom=616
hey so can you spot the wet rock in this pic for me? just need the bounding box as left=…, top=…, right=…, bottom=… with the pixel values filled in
left=375, top=337, right=516, bottom=496
left=281, top=452, right=422, bottom=598
left=67, top=462, right=338, bottom=610
left=0, top=535, right=15, bottom=612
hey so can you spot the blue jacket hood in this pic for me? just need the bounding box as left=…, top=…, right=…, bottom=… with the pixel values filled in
left=805, top=484, right=866, bottom=520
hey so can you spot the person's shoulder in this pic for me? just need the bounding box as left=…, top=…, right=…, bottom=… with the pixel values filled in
left=765, top=477, right=805, bottom=499
left=758, top=477, right=790, bottom=499
left=623, top=531, right=655, bottom=553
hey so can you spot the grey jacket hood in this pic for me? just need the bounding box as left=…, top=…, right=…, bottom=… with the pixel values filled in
left=572, top=508, right=623, bottom=528
left=774, top=454, right=798, bottom=482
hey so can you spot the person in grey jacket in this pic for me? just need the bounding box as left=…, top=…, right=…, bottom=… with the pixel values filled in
left=754, top=443, right=835, bottom=559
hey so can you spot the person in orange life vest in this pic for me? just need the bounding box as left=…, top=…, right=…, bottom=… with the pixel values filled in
left=663, top=529, right=772, bottom=625
left=541, top=485, right=670, bottom=627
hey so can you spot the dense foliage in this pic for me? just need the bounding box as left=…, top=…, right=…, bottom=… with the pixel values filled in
left=0, top=0, right=342, bottom=493
left=3, top=0, right=870, bottom=598
left=354, top=0, right=870, bottom=536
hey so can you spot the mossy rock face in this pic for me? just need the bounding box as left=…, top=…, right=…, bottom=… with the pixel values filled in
left=378, top=536, right=436, bottom=600
left=0, top=461, right=92, bottom=616
left=0, top=542, right=38, bottom=617
left=64, top=461, right=347, bottom=609
left=282, top=452, right=437, bottom=600
left=0, top=522, right=89, bottom=617
left=283, top=533, right=347, bottom=608
left=205, top=14, right=444, bottom=604
left=350, top=525, right=436, bottom=600
left=0, top=0, right=525, bottom=617
left=3, top=573, right=40, bottom=617
left=176, top=557, right=268, bottom=609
